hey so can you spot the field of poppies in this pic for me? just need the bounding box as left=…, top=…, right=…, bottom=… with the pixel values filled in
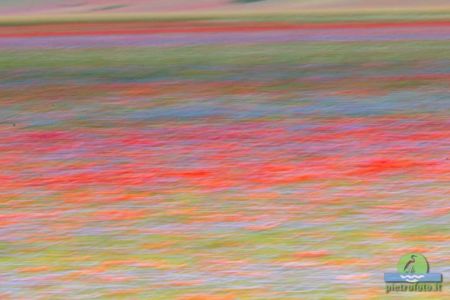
left=0, top=8, right=449, bottom=300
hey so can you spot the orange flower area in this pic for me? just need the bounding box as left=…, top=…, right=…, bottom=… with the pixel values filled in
left=365, top=231, right=403, bottom=240
left=0, top=220, right=14, bottom=228
left=97, top=274, right=136, bottom=283
left=317, top=257, right=379, bottom=270
left=347, top=287, right=384, bottom=299
left=11, top=74, right=445, bottom=104
left=142, top=241, right=175, bottom=250
left=5, top=20, right=447, bottom=37
left=350, top=158, right=430, bottom=175
left=245, top=221, right=283, bottom=231
left=293, top=250, right=331, bottom=259
left=178, top=294, right=236, bottom=300
left=92, top=210, right=148, bottom=221
left=106, top=289, right=144, bottom=297
left=407, top=234, right=449, bottom=242
left=0, top=294, right=12, bottom=300
left=167, top=280, right=204, bottom=287
left=427, top=206, right=450, bottom=217
left=190, top=213, right=260, bottom=223
left=1, top=13, right=449, bottom=299
left=392, top=247, right=438, bottom=254
left=17, top=266, right=53, bottom=273
left=70, top=259, right=171, bottom=277
left=336, top=273, right=371, bottom=280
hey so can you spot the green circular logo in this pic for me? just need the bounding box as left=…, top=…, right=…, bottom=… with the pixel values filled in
left=397, top=253, right=429, bottom=274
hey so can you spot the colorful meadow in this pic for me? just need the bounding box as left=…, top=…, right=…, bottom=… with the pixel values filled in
left=0, top=7, right=449, bottom=300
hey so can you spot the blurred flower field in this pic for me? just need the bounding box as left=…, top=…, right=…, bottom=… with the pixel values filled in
left=0, top=3, right=449, bottom=300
